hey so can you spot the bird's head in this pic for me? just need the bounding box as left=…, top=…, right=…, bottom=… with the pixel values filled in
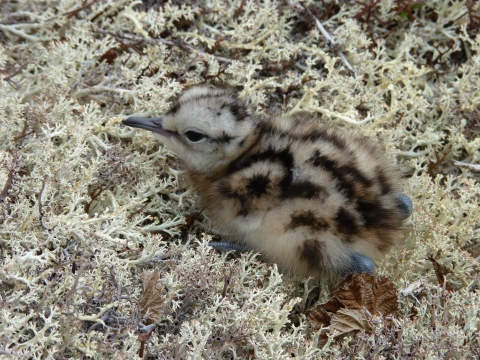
left=123, top=85, right=260, bottom=174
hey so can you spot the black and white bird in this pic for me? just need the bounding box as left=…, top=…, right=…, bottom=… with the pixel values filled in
left=123, top=85, right=412, bottom=279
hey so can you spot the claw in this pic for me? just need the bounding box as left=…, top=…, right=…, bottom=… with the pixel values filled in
left=396, top=193, right=413, bottom=220
left=342, top=252, right=376, bottom=276
left=208, top=241, right=252, bottom=253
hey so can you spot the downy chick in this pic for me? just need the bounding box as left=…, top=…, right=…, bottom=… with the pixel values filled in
left=123, top=85, right=412, bottom=278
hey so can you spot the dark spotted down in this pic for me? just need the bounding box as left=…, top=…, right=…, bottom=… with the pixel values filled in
left=167, top=100, right=181, bottom=115
left=298, top=239, right=325, bottom=271
left=246, top=174, right=271, bottom=198
left=220, top=132, right=235, bottom=143
left=285, top=210, right=328, bottom=232
left=335, top=208, right=359, bottom=236
left=286, top=181, right=326, bottom=200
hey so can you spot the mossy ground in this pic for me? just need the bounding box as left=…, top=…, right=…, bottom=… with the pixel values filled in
left=0, top=1, right=479, bottom=358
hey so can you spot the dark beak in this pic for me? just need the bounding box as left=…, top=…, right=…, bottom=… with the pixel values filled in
left=123, top=117, right=176, bottom=138
left=123, top=117, right=164, bottom=133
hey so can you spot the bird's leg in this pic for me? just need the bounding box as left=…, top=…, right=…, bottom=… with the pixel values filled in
left=208, top=241, right=252, bottom=253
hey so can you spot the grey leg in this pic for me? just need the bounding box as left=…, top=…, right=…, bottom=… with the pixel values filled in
left=396, top=193, right=413, bottom=220
left=208, top=241, right=252, bottom=254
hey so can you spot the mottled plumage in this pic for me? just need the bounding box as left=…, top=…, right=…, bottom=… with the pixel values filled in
left=123, top=85, right=412, bottom=278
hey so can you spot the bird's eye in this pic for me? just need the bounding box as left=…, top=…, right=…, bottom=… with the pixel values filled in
left=185, top=131, right=206, bottom=142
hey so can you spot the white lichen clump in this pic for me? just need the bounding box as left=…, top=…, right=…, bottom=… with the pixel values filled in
left=0, top=0, right=479, bottom=358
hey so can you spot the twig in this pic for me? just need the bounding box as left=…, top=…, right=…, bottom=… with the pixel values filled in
left=60, top=260, right=90, bottom=303
left=38, top=176, right=53, bottom=231
left=291, top=2, right=358, bottom=78
left=222, top=267, right=231, bottom=298
left=0, top=335, right=13, bottom=356
left=13, top=118, right=34, bottom=143
left=453, top=160, right=480, bottom=172
left=233, top=0, right=247, bottom=19
left=426, top=254, right=452, bottom=292
left=110, top=267, right=124, bottom=300
left=2, top=62, right=28, bottom=89
left=0, top=168, right=14, bottom=204
left=138, top=326, right=155, bottom=358
left=1, top=150, right=19, bottom=222
left=64, top=0, right=99, bottom=18
left=85, top=163, right=120, bottom=213
left=94, top=28, right=234, bottom=64
left=127, top=201, right=149, bottom=219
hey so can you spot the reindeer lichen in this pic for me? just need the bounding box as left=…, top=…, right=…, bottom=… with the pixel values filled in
left=1, top=0, right=479, bottom=358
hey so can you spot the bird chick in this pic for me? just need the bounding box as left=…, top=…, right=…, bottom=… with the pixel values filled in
left=123, top=85, right=412, bottom=279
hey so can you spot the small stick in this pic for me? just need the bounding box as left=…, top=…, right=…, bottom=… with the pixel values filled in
left=38, top=176, right=53, bottom=231
left=64, top=0, right=99, bottom=18
left=453, top=160, right=480, bottom=172
left=233, top=0, right=247, bottom=19
left=2, top=62, right=28, bottom=89
left=1, top=151, right=20, bottom=222
left=221, top=267, right=231, bottom=298
left=60, top=260, right=90, bottom=303
left=127, top=201, right=149, bottom=219
left=0, top=169, right=14, bottom=204
left=94, top=28, right=234, bottom=64
left=292, top=2, right=357, bottom=78
left=0, top=335, right=13, bottom=356
left=110, top=267, right=124, bottom=300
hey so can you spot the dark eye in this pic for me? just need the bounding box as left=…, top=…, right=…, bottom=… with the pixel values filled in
left=185, top=131, right=206, bottom=142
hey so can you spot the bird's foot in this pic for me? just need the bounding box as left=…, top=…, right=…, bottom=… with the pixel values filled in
left=396, top=193, right=413, bottom=220
left=341, top=252, right=376, bottom=277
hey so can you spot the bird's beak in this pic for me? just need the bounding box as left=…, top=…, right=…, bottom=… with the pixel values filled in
left=122, top=117, right=176, bottom=138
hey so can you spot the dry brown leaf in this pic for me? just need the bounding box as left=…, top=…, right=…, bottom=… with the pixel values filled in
left=306, top=306, right=331, bottom=330
left=307, top=273, right=398, bottom=341
left=330, top=308, right=373, bottom=334
left=333, top=273, right=398, bottom=316
left=140, top=269, right=164, bottom=324
left=427, top=253, right=453, bottom=291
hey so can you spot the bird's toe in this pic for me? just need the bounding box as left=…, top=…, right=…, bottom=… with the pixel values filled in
left=342, top=252, right=376, bottom=276
left=395, top=193, right=413, bottom=220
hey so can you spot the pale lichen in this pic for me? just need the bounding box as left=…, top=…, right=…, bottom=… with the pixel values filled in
left=0, top=0, right=479, bottom=358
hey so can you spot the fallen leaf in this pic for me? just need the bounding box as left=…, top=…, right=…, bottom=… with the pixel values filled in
left=140, top=269, right=164, bottom=324
left=306, top=306, right=331, bottom=329
left=333, top=273, right=398, bottom=316
left=330, top=308, right=372, bottom=334
left=307, top=273, right=398, bottom=342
